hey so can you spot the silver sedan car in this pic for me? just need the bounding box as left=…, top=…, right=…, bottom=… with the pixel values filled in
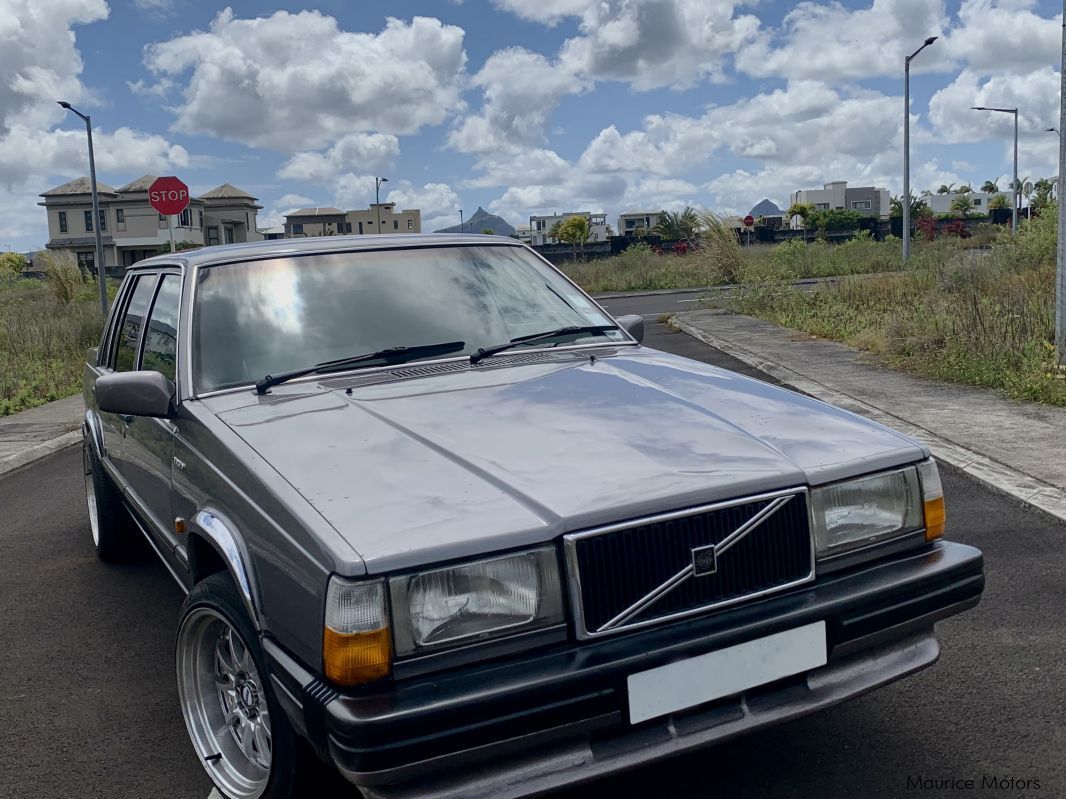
left=82, top=235, right=983, bottom=798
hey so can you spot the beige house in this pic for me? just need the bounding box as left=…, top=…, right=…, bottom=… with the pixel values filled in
left=39, top=175, right=263, bottom=270
left=284, top=203, right=421, bottom=238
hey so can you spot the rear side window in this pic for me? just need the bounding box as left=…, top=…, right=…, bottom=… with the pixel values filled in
left=113, top=277, right=157, bottom=372
left=140, top=275, right=181, bottom=382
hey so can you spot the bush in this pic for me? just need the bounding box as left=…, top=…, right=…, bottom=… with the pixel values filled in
left=36, top=250, right=83, bottom=304
left=0, top=252, right=26, bottom=276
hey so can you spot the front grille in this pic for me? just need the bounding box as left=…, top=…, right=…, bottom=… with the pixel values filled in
left=566, top=490, right=813, bottom=637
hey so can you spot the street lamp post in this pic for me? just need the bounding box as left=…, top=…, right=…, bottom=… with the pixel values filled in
left=375, top=177, right=388, bottom=234
left=459, top=209, right=464, bottom=233
left=903, top=36, right=938, bottom=263
left=57, top=101, right=107, bottom=314
left=973, top=106, right=1019, bottom=234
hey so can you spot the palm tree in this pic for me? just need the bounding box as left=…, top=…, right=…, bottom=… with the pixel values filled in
left=981, top=180, right=999, bottom=194
left=988, top=194, right=1009, bottom=210
left=950, top=194, right=974, bottom=217
left=890, top=193, right=929, bottom=218
left=957, top=184, right=972, bottom=194
left=785, top=202, right=814, bottom=231
left=558, top=215, right=591, bottom=258
left=936, top=183, right=956, bottom=194
left=653, top=207, right=700, bottom=241
left=1031, top=177, right=1055, bottom=213
left=548, top=220, right=563, bottom=244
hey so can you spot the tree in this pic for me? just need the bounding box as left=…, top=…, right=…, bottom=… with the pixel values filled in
left=548, top=220, right=563, bottom=244
left=557, top=215, right=591, bottom=258
left=981, top=180, right=999, bottom=194
left=1031, top=178, right=1055, bottom=214
left=957, top=184, right=973, bottom=194
left=652, top=207, right=700, bottom=241
left=0, top=251, right=26, bottom=277
left=481, top=227, right=494, bottom=235
left=785, top=202, right=814, bottom=231
left=988, top=194, right=1009, bottom=210
left=890, top=193, right=930, bottom=219
left=950, top=194, right=975, bottom=217
left=936, top=183, right=956, bottom=194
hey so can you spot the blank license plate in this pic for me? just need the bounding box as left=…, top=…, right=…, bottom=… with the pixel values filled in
left=627, top=621, right=827, bottom=724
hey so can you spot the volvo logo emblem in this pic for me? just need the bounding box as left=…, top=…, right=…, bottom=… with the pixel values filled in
left=691, top=544, right=718, bottom=576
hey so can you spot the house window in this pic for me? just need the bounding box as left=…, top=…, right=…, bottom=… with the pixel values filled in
left=850, top=200, right=871, bottom=210
left=206, top=227, right=219, bottom=246
left=407, top=219, right=414, bottom=230
left=815, top=203, right=830, bottom=210
left=973, top=198, right=982, bottom=207
left=224, top=226, right=235, bottom=244
left=58, top=211, right=68, bottom=233
left=358, top=221, right=364, bottom=234
left=98, top=210, right=107, bottom=231
left=179, top=208, right=191, bottom=227
left=116, top=209, right=125, bottom=224
left=393, top=220, right=399, bottom=230
left=292, top=223, right=304, bottom=235
left=84, top=210, right=93, bottom=231
left=159, top=213, right=166, bottom=222
left=198, top=210, right=204, bottom=228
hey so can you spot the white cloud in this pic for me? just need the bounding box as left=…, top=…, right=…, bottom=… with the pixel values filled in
left=257, top=193, right=316, bottom=230
left=278, top=134, right=400, bottom=182
left=736, top=0, right=951, bottom=81
left=448, top=47, right=586, bottom=154
left=385, top=181, right=461, bottom=232
left=494, top=0, right=760, bottom=89
left=132, top=0, right=173, bottom=15
left=144, top=10, right=467, bottom=152
left=943, top=0, right=1061, bottom=75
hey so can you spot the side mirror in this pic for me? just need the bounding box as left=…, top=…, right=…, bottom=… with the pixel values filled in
left=615, top=314, right=645, bottom=344
left=97, top=371, right=176, bottom=419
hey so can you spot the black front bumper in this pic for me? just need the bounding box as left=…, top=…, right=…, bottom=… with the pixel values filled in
left=264, top=540, right=983, bottom=798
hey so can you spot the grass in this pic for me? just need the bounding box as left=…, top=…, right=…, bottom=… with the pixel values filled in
left=728, top=211, right=1066, bottom=405
left=0, top=274, right=111, bottom=416
left=560, top=232, right=905, bottom=293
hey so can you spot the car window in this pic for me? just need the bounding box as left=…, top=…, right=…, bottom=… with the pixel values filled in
left=113, top=276, right=158, bottom=372
left=192, top=245, right=622, bottom=393
left=140, top=275, right=181, bottom=382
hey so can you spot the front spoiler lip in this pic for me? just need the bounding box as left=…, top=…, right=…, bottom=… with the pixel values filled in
left=347, top=630, right=945, bottom=799
left=266, top=540, right=983, bottom=793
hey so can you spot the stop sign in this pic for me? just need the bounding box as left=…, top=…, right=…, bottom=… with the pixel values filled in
left=148, top=176, right=190, bottom=215
left=743, top=215, right=755, bottom=227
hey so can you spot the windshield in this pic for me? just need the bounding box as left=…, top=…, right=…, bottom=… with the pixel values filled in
left=192, top=244, right=626, bottom=393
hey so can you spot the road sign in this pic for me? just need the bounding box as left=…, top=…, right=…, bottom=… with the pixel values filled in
left=743, top=215, right=755, bottom=227
left=148, top=176, right=190, bottom=215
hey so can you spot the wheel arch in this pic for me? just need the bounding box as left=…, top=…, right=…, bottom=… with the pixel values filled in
left=187, top=509, right=261, bottom=631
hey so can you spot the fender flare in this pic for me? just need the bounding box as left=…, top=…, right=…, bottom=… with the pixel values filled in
left=191, top=509, right=261, bottom=631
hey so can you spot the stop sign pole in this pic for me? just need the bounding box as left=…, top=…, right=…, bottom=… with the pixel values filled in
left=148, top=176, right=191, bottom=256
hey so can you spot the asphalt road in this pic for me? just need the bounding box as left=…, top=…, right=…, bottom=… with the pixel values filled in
left=1, top=300, right=1063, bottom=799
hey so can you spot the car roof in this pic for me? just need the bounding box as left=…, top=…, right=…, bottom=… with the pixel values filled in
left=130, top=233, right=525, bottom=270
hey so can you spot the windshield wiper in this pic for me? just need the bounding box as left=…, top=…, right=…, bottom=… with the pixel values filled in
left=470, top=325, right=617, bottom=365
left=255, top=341, right=466, bottom=394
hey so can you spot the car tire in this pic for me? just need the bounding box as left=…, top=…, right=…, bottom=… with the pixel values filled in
left=176, top=573, right=303, bottom=799
left=83, top=440, right=137, bottom=562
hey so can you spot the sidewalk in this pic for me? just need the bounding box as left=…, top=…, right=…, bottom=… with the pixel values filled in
left=673, top=308, right=1066, bottom=523
left=0, top=395, right=83, bottom=477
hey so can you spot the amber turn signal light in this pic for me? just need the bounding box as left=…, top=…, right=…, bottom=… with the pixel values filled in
left=323, top=627, right=391, bottom=685
left=918, top=459, right=946, bottom=540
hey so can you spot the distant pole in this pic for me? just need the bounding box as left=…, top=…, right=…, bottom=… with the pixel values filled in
left=375, top=177, right=388, bottom=234
left=460, top=209, right=464, bottom=233
left=1057, top=2, right=1066, bottom=364
left=1013, top=109, right=1020, bottom=234
left=903, top=37, right=938, bottom=263
left=58, top=101, right=107, bottom=314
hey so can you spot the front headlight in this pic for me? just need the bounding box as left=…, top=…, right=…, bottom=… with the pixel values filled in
left=811, top=467, right=923, bottom=557
left=390, top=547, right=564, bottom=657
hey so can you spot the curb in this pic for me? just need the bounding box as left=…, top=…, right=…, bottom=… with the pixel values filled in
left=592, top=287, right=712, bottom=300
left=672, top=314, right=1066, bottom=525
left=0, top=430, right=82, bottom=478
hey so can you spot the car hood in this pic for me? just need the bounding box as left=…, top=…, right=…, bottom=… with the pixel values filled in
left=210, top=347, right=926, bottom=573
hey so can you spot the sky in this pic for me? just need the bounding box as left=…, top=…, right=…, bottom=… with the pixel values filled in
left=1, top=0, right=1062, bottom=251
